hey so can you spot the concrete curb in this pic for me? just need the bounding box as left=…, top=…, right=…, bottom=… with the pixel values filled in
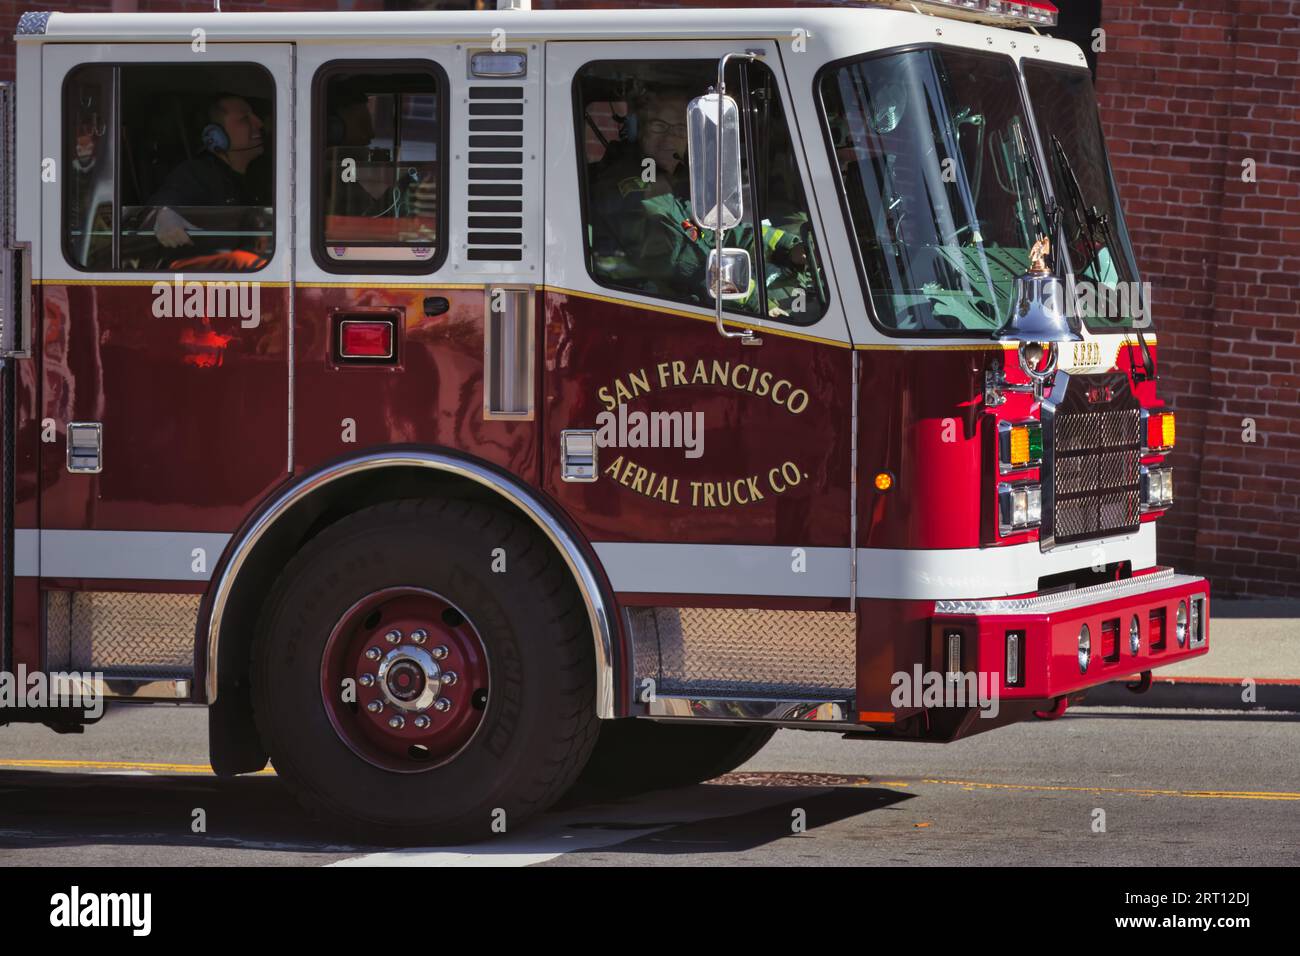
left=1084, top=676, right=1300, bottom=711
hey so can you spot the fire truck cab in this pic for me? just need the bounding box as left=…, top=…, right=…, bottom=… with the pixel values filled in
left=0, top=0, right=1209, bottom=841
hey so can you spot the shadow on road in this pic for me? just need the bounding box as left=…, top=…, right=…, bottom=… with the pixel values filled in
left=562, top=782, right=912, bottom=856
left=0, top=771, right=362, bottom=853
left=0, top=769, right=912, bottom=859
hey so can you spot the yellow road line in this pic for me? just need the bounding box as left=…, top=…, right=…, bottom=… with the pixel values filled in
left=0, top=758, right=275, bottom=775
left=918, top=777, right=1300, bottom=802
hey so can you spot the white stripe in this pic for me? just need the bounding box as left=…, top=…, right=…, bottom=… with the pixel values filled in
left=13, top=522, right=1156, bottom=599
left=858, top=523, right=1157, bottom=600
left=593, top=524, right=1156, bottom=600
left=13, top=529, right=232, bottom=580
left=593, top=542, right=850, bottom=598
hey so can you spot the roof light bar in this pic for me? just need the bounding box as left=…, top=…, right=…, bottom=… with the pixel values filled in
left=884, top=0, right=1058, bottom=28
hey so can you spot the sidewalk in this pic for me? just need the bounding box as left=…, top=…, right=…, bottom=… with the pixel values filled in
left=1086, top=600, right=1300, bottom=710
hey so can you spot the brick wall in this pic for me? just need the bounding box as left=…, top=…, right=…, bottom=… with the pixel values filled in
left=1095, top=0, right=1300, bottom=597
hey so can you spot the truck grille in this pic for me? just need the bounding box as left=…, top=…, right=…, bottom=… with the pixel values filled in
left=1047, top=378, right=1142, bottom=546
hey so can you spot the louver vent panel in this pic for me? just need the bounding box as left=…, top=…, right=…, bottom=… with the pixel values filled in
left=465, top=85, right=525, bottom=262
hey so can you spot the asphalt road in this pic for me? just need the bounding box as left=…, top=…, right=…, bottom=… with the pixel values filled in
left=0, top=704, right=1297, bottom=866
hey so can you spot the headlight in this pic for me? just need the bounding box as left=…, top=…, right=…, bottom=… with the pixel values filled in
left=1141, top=466, right=1174, bottom=511
left=1129, top=614, right=1141, bottom=655
left=1176, top=600, right=1188, bottom=647
left=999, top=482, right=1042, bottom=535
left=1078, top=623, right=1091, bottom=673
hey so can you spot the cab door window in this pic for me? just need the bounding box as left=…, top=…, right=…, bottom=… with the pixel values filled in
left=575, top=59, right=827, bottom=325
left=63, top=63, right=275, bottom=272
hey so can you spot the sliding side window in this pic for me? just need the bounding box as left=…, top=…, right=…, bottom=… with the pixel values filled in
left=63, top=63, right=275, bottom=273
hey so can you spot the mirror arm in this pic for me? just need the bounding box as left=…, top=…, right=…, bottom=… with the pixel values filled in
left=714, top=50, right=762, bottom=342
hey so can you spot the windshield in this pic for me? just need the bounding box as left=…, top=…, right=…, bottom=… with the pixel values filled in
left=1023, top=61, right=1145, bottom=331
left=820, top=48, right=1051, bottom=334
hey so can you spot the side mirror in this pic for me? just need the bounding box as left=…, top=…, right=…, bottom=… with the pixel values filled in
left=706, top=247, right=752, bottom=301
left=686, top=92, right=743, bottom=231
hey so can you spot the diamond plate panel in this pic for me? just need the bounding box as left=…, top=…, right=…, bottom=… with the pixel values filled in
left=44, top=590, right=72, bottom=670
left=628, top=607, right=856, bottom=697
left=935, top=568, right=1200, bottom=615
left=53, top=591, right=199, bottom=676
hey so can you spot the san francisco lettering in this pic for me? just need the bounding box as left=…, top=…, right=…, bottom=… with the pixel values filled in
left=596, top=360, right=810, bottom=415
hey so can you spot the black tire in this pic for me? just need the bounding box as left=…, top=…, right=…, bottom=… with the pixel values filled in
left=250, top=497, right=599, bottom=843
left=571, top=719, right=776, bottom=798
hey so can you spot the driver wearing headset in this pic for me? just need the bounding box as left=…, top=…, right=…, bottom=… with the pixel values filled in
left=148, top=93, right=267, bottom=253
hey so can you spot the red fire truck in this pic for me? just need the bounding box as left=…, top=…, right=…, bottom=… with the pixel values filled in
left=0, top=0, right=1208, bottom=841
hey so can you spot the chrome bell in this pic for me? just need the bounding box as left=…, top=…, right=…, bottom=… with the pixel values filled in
left=986, top=237, right=1080, bottom=406
left=995, top=236, right=1082, bottom=345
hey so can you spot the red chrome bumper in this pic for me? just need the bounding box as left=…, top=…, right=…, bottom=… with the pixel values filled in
left=931, top=568, right=1209, bottom=701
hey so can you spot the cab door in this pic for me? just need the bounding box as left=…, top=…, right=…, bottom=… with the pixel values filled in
left=544, top=41, right=858, bottom=701
left=37, top=44, right=293, bottom=691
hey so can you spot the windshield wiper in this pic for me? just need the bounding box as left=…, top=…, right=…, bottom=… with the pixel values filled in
left=1049, top=135, right=1154, bottom=380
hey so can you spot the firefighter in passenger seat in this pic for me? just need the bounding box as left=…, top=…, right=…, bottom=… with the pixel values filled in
left=145, top=93, right=270, bottom=271
left=589, top=88, right=807, bottom=315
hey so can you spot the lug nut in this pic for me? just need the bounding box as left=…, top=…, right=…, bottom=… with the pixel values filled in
left=431, top=645, right=448, bottom=661
left=411, top=629, right=428, bottom=645
left=384, top=629, right=402, bottom=645
left=365, top=647, right=382, bottom=661
left=366, top=700, right=383, bottom=714
left=359, top=673, right=375, bottom=687
left=413, top=715, right=431, bottom=729
left=434, top=697, right=452, bottom=712
left=441, top=671, right=458, bottom=686
left=388, top=715, right=405, bottom=730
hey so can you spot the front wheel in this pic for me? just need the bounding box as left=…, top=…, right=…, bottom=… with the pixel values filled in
left=251, top=498, right=599, bottom=843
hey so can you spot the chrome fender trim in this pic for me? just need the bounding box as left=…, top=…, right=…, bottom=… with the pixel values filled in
left=205, top=451, right=616, bottom=718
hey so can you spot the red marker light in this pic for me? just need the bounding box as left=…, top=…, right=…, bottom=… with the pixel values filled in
left=339, top=320, right=394, bottom=360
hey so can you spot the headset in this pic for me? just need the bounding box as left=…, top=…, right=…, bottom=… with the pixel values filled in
left=201, top=99, right=265, bottom=156
left=201, top=121, right=231, bottom=155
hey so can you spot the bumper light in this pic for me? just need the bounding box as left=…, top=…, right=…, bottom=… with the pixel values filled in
left=998, top=482, right=1042, bottom=535
left=1190, top=596, right=1205, bottom=648
left=1141, top=465, right=1174, bottom=511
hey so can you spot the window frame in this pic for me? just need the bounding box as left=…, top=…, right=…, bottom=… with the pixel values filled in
left=310, top=58, right=451, bottom=276
left=60, top=60, right=278, bottom=275
left=814, top=43, right=1051, bottom=339
left=1020, top=57, right=1146, bottom=334
left=571, top=56, right=829, bottom=327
